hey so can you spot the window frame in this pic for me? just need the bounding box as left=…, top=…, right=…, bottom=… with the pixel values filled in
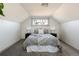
left=31, top=16, right=50, bottom=26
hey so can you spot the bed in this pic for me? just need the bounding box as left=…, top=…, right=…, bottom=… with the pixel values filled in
left=23, top=33, right=62, bottom=53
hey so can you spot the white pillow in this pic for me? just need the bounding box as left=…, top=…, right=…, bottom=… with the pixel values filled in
left=38, top=29, right=44, bottom=34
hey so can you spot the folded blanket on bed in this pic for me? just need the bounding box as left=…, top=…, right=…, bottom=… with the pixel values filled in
left=27, top=45, right=59, bottom=53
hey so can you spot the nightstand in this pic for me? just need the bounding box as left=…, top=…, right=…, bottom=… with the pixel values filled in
left=25, top=33, right=31, bottom=39
left=50, top=33, right=57, bottom=37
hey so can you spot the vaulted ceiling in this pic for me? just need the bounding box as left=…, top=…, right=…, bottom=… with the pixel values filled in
left=0, top=3, right=29, bottom=23
left=0, top=3, right=79, bottom=23
left=21, top=3, right=62, bottom=16
left=53, top=3, right=79, bottom=23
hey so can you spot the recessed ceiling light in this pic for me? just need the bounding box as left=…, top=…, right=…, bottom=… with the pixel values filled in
left=41, top=3, right=48, bottom=7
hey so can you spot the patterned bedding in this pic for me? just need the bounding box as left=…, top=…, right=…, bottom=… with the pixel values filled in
left=23, top=34, right=60, bottom=50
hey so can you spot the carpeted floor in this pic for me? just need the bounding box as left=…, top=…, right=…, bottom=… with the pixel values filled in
left=0, top=40, right=79, bottom=56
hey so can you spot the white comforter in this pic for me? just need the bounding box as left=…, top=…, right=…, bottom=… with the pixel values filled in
left=23, top=34, right=60, bottom=49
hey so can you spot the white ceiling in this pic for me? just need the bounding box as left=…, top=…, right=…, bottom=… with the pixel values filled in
left=21, top=3, right=62, bottom=16
left=0, top=3, right=29, bottom=23
left=1, top=3, right=79, bottom=23
left=53, top=3, right=79, bottom=23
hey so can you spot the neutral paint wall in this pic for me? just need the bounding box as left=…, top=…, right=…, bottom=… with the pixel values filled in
left=21, top=17, right=60, bottom=39
left=61, top=20, right=79, bottom=50
left=0, top=19, right=21, bottom=53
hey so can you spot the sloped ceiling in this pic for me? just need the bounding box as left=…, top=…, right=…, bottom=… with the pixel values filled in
left=19, top=3, right=79, bottom=23
left=53, top=3, right=79, bottom=23
left=0, top=3, right=29, bottom=23
left=1, top=3, right=79, bottom=23
left=21, top=3, right=62, bottom=16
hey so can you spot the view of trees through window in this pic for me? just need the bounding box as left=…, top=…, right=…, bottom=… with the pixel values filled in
left=32, top=16, right=49, bottom=25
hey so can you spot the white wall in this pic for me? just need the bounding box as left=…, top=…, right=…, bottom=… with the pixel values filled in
left=61, top=20, right=79, bottom=50
left=0, top=19, right=21, bottom=53
left=21, top=17, right=60, bottom=39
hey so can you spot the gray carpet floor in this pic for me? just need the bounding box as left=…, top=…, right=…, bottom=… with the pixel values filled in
left=0, top=40, right=79, bottom=56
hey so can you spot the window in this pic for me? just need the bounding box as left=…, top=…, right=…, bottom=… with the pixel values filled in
left=32, top=16, right=49, bottom=25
